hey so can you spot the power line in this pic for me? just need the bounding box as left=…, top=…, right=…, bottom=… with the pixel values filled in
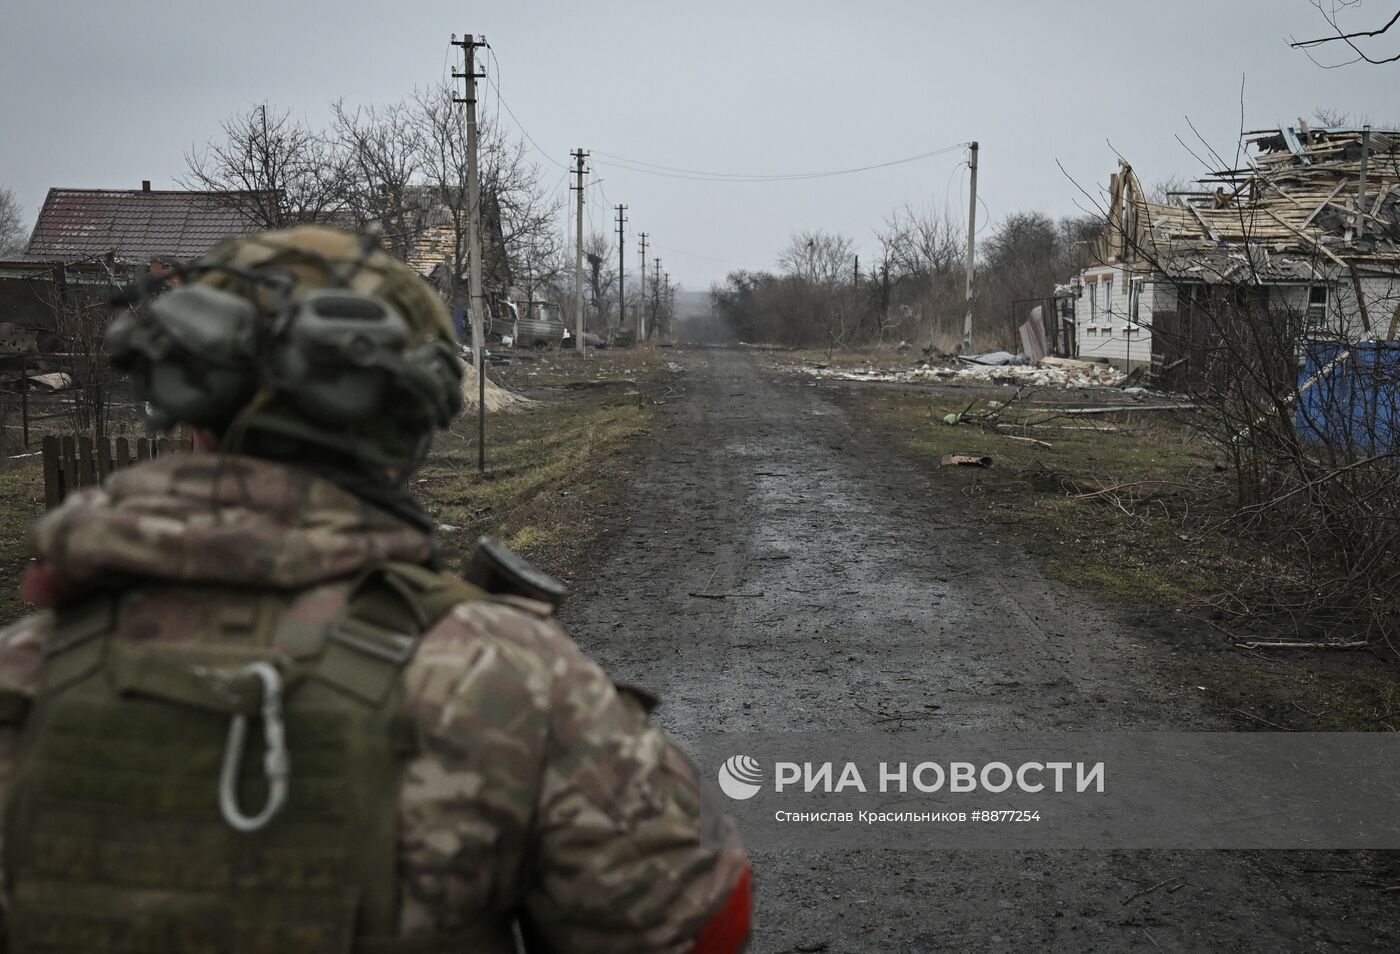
left=649, top=241, right=768, bottom=271
left=481, top=66, right=569, bottom=170
left=590, top=142, right=968, bottom=183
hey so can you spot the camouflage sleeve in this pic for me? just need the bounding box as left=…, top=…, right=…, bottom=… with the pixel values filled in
left=522, top=631, right=748, bottom=954
left=0, top=612, right=52, bottom=906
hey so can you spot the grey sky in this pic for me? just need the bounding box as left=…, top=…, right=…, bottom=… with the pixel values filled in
left=0, top=0, right=1393, bottom=287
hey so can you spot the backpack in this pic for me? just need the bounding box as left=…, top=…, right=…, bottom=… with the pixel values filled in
left=1, top=561, right=518, bottom=954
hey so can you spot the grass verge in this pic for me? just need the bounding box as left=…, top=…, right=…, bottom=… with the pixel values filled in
left=828, top=382, right=1400, bottom=730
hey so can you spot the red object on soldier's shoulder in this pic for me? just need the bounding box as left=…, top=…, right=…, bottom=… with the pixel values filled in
left=19, top=561, right=72, bottom=608
left=689, top=864, right=752, bottom=954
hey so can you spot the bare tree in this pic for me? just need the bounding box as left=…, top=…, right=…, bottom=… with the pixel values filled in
left=43, top=278, right=119, bottom=437
left=778, top=230, right=855, bottom=285
left=582, top=231, right=619, bottom=335
left=407, top=84, right=563, bottom=309
left=182, top=103, right=349, bottom=227
left=0, top=188, right=26, bottom=258
left=877, top=204, right=963, bottom=280
left=873, top=205, right=965, bottom=343
left=1312, top=106, right=1353, bottom=127
left=331, top=100, right=423, bottom=260
left=1291, top=3, right=1400, bottom=66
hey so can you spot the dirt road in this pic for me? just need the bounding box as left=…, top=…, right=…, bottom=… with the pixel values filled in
left=562, top=347, right=1396, bottom=953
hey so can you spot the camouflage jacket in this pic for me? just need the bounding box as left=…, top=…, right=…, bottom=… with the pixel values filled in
left=0, top=454, right=747, bottom=952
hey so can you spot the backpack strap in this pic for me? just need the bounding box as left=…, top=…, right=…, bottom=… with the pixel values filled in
left=311, top=562, right=487, bottom=705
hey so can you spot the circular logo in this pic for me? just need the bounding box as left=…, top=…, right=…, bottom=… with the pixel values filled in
left=717, top=755, right=764, bottom=800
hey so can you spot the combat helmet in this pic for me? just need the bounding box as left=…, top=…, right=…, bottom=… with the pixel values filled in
left=105, top=226, right=464, bottom=481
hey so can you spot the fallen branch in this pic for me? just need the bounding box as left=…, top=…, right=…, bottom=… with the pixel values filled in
left=1233, top=639, right=1367, bottom=651
left=1230, top=707, right=1291, bottom=730
left=689, top=591, right=765, bottom=600
left=1000, top=434, right=1053, bottom=448
left=1029, top=403, right=1197, bottom=419
left=1121, top=878, right=1176, bottom=905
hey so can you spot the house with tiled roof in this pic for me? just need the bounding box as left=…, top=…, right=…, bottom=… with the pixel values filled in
left=21, top=182, right=256, bottom=266
left=0, top=182, right=259, bottom=344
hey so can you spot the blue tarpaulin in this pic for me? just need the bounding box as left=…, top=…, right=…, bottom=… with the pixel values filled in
left=1296, top=339, right=1400, bottom=453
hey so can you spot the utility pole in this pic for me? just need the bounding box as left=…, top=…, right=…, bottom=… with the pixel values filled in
left=961, top=141, right=979, bottom=353
left=853, top=254, right=859, bottom=289
left=663, top=271, right=671, bottom=337
left=571, top=148, right=589, bottom=354
left=451, top=32, right=488, bottom=471
left=652, top=257, right=661, bottom=340
left=638, top=232, right=649, bottom=341
left=615, top=204, right=627, bottom=342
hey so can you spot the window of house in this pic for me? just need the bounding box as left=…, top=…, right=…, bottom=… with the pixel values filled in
left=1306, top=285, right=1328, bottom=332
left=1088, top=282, right=1098, bottom=324
left=1102, top=275, right=1114, bottom=328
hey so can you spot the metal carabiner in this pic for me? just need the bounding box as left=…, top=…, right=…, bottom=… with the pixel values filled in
left=217, top=661, right=290, bottom=833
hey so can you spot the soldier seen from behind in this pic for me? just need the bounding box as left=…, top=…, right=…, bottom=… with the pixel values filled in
left=0, top=227, right=752, bottom=953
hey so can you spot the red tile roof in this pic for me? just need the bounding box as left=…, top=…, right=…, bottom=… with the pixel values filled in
left=24, top=188, right=257, bottom=264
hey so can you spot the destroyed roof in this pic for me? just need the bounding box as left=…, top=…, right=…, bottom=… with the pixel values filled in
left=405, top=224, right=459, bottom=275
left=24, top=188, right=256, bottom=264
left=402, top=191, right=512, bottom=290
left=1095, top=126, right=1400, bottom=282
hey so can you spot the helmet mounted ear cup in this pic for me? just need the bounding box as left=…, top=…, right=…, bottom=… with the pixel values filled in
left=105, top=284, right=260, bottom=428
left=272, top=289, right=410, bottom=425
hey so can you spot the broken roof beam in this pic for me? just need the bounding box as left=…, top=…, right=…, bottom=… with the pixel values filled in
left=1186, top=203, right=1222, bottom=243
left=1263, top=208, right=1347, bottom=267
left=1300, top=181, right=1349, bottom=228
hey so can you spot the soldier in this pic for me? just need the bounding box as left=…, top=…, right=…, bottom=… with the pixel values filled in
left=0, top=227, right=751, bottom=952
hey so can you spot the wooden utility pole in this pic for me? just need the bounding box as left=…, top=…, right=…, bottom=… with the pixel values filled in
left=451, top=32, right=488, bottom=470
left=638, top=232, right=649, bottom=341
left=961, top=141, right=979, bottom=353
left=663, top=271, right=671, bottom=337
left=615, top=204, right=627, bottom=341
left=652, top=257, right=661, bottom=340
left=571, top=148, right=589, bottom=353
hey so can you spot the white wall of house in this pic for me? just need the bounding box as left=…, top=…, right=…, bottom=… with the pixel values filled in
left=1071, top=265, right=1164, bottom=368
left=1070, top=267, right=1400, bottom=369
left=1271, top=275, right=1400, bottom=339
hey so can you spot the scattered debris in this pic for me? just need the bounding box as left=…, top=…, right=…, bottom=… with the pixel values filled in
left=958, top=351, right=1027, bottom=367
left=941, top=454, right=992, bottom=468
left=797, top=358, right=1127, bottom=389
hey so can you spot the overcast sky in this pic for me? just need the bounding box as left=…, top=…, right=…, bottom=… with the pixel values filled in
left=1, top=0, right=1394, bottom=287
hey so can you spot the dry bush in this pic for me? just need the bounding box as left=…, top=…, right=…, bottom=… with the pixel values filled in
left=1160, top=282, right=1400, bottom=651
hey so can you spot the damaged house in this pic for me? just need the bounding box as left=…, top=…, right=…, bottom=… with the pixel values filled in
left=1066, top=125, right=1400, bottom=384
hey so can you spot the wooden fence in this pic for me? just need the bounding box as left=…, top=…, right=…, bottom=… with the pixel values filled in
left=41, top=435, right=191, bottom=510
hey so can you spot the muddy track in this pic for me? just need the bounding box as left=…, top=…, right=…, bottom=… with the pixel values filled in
left=561, top=347, right=1397, bottom=953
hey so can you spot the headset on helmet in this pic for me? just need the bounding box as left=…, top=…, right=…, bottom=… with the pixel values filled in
left=105, top=226, right=464, bottom=480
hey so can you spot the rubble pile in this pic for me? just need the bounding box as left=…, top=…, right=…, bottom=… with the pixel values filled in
left=799, top=357, right=1126, bottom=389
